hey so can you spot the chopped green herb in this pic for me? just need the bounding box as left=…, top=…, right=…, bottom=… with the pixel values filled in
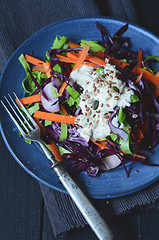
left=80, top=40, right=105, bottom=53
left=59, top=123, right=68, bottom=141
left=131, top=94, right=139, bottom=103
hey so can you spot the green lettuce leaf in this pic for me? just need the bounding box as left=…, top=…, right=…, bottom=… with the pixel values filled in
left=80, top=40, right=105, bottom=53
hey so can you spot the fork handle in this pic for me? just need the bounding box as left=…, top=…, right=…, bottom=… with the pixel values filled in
left=38, top=141, right=113, bottom=240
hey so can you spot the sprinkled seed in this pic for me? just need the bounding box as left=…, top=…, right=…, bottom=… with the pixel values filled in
left=132, top=114, right=138, bottom=118
left=87, top=99, right=94, bottom=104
left=92, top=100, right=99, bottom=110
left=87, top=118, right=89, bottom=122
left=100, top=103, right=103, bottom=107
left=89, top=122, right=92, bottom=126
left=87, top=110, right=92, bottom=116
left=114, top=96, right=119, bottom=100
left=96, top=110, right=100, bottom=113
left=82, top=99, right=85, bottom=101
left=112, top=86, right=119, bottom=93
left=106, top=104, right=110, bottom=107
left=93, top=114, right=96, bottom=118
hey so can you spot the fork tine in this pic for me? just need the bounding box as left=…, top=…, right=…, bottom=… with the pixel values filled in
left=8, top=94, right=34, bottom=131
left=13, top=92, right=38, bottom=129
left=1, top=99, right=26, bottom=136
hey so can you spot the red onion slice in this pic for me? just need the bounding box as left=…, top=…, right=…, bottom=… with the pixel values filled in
left=41, top=82, right=59, bottom=112
left=101, top=154, right=121, bottom=170
left=108, top=120, right=128, bottom=141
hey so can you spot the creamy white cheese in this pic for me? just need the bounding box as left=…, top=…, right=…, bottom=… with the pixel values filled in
left=70, top=63, right=134, bottom=141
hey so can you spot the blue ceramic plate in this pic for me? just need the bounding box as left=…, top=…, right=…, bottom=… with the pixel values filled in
left=1, top=17, right=159, bottom=199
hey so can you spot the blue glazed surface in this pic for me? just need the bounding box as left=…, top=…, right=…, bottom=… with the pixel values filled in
left=0, top=16, right=159, bottom=199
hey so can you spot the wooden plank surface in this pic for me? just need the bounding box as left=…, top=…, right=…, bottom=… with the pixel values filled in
left=0, top=134, right=42, bottom=240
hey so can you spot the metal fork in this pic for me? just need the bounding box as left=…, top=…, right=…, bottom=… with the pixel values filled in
left=1, top=93, right=113, bottom=240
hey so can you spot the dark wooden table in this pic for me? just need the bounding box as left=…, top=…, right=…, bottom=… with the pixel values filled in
left=1, top=131, right=159, bottom=240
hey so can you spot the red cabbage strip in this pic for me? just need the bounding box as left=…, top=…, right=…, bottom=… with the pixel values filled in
left=125, top=154, right=159, bottom=167
left=27, top=68, right=49, bottom=100
left=114, top=23, right=128, bottom=37
left=49, top=47, right=82, bottom=57
left=31, top=77, right=52, bottom=95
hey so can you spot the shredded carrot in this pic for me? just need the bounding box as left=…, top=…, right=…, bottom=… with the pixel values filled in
left=33, top=118, right=46, bottom=134
left=59, top=81, right=68, bottom=94
left=134, top=72, right=143, bottom=84
left=108, top=56, right=159, bottom=87
left=92, top=50, right=105, bottom=59
left=25, top=54, right=45, bottom=66
left=32, top=65, right=46, bottom=73
left=72, top=45, right=90, bottom=72
left=85, top=55, right=106, bottom=66
left=48, top=142, right=63, bottom=162
left=56, top=54, right=77, bottom=64
left=42, top=62, right=52, bottom=78
left=33, top=111, right=76, bottom=124
left=92, top=139, right=146, bottom=159
left=137, top=49, right=143, bottom=68
left=137, top=128, right=144, bottom=142
left=16, top=94, right=41, bottom=106
left=61, top=104, right=69, bottom=115
left=68, top=41, right=81, bottom=48
left=25, top=54, right=52, bottom=77
left=67, top=51, right=106, bottom=66
left=153, top=88, right=159, bottom=97
left=91, top=140, right=109, bottom=150
left=68, top=41, right=105, bottom=59
left=66, top=52, right=79, bottom=60
left=33, top=118, right=63, bottom=161
left=156, top=72, right=159, bottom=78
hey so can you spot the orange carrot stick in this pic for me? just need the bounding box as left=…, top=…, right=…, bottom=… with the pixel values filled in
left=42, top=62, right=52, bottom=78
left=66, top=52, right=79, bottom=60
left=61, top=104, right=69, bottom=115
left=59, top=81, right=68, bottom=94
left=153, top=88, right=159, bottom=97
left=68, top=41, right=81, bottom=48
left=134, top=72, right=143, bottom=84
left=16, top=94, right=41, bottom=105
left=56, top=54, right=77, bottom=64
left=137, top=49, right=143, bottom=68
left=67, top=52, right=106, bottom=66
left=92, top=50, right=105, bottom=59
left=72, top=45, right=90, bottom=72
left=68, top=41, right=105, bottom=59
left=86, top=55, right=106, bottom=66
left=33, top=118, right=63, bottom=161
left=108, top=56, right=159, bottom=86
left=33, top=111, right=76, bottom=124
left=25, top=54, right=45, bottom=66
left=48, top=142, right=63, bottom=162
left=32, top=66, right=46, bottom=73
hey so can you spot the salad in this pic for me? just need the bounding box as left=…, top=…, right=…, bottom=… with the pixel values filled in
left=18, top=22, right=159, bottom=177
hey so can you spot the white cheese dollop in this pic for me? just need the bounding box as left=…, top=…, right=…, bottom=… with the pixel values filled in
left=70, top=63, right=134, bottom=141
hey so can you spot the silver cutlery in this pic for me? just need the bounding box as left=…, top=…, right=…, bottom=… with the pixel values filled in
left=1, top=92, right=113, bottom=240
